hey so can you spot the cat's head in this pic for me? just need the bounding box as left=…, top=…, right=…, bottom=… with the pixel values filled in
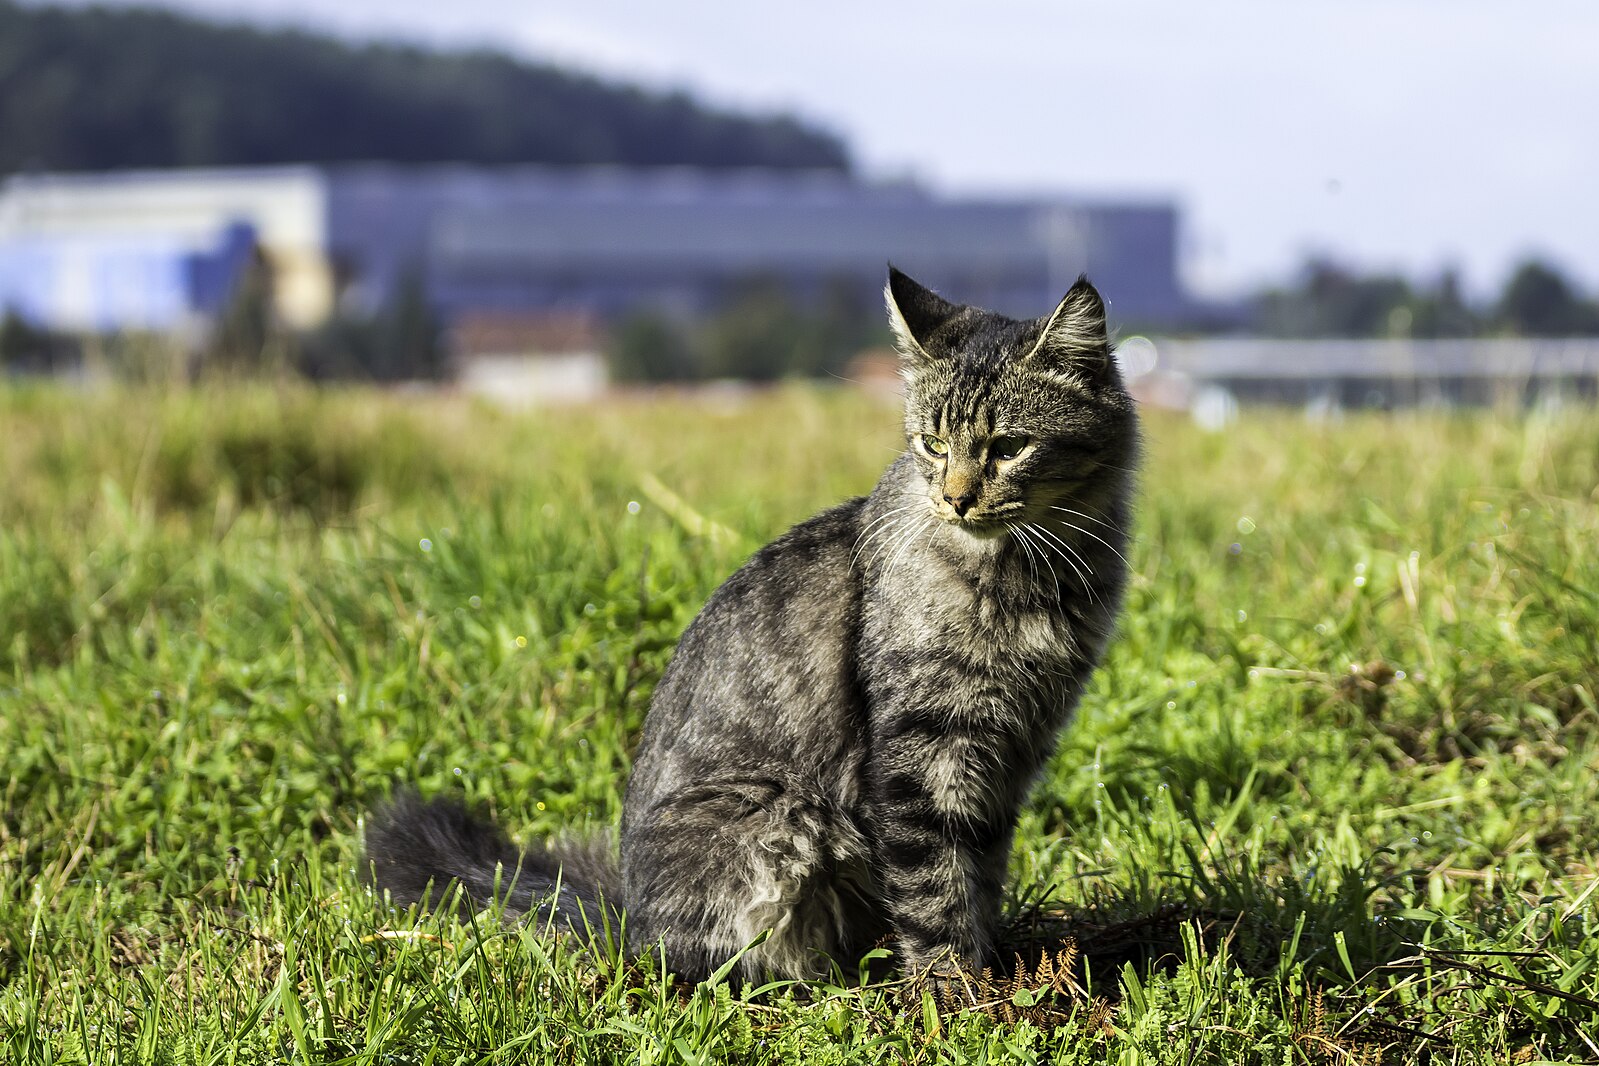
left=884, top=266, right=1137, bottom=536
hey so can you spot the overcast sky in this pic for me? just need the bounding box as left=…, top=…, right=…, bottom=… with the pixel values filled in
left=45, top=0, right=1598, bottom=298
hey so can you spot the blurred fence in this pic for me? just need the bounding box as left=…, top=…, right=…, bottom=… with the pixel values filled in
left=1127, top=337, right=1599, bottom=414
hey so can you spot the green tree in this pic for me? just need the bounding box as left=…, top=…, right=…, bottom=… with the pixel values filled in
left=297, top=274, right=444, bottom=382
left=1406, top=268, right=1478, bottom=338
left=1496, top=259, right=1598, bottom=336
left=201, top=250, right=284, bottom=376
left=0, top=0, right=850, bottom=174
left=608, top=313, right=700, bottom=383
left=703, top=282, right=808, bottom=382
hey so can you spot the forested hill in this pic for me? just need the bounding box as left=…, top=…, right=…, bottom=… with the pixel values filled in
left=0, top=1, right=851, bottom=174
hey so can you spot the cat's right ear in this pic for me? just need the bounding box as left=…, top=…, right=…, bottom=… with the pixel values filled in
left=1023, top=275, right=1111, bottom=377
left=884, top=265, right=957, bottom=371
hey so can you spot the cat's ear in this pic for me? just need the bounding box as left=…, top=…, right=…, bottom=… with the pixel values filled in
left=1025, top=275, right=1110, bottom=376
left=884, top=265, right=958, bottom=369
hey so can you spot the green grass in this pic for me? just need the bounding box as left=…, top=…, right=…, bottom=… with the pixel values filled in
left=2, top=382, right=1597, bottom=1064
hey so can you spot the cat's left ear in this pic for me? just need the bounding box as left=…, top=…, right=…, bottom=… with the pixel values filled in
left=884, top=265, right=958, bottom=371
left=1024, top=275, right=1111, bottom=376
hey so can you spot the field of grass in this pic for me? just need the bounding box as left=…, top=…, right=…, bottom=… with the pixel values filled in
left=2, top=382, right=1597, bottom=1064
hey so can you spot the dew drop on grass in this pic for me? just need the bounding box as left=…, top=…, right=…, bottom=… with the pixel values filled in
left=1236, top=516, right=1256, bottom=535
left=627, top=501, right=641, bottom=515
left=1354, top=575, right=1366, bottom=587
left=453, top=767, right=462, bottom=776
left=584, top=603, right=597, bottom=616
left=1237, top=610, right=1248, bottom=623
left=419, top=538, right=433, bottom=553
left=1165, top=700, right=1176, bottom=710
left=1314, top=623, right=1328, bottom=635
left=1228, top=542, right=1242, bottom=556
left=469, top=596, right=482, bottom=609
left=514, top=635, right=527, bottom=648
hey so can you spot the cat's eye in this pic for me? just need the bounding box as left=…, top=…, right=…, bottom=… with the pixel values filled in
left=921, top=434, right=949, bottom=457
left=989, top=435, right=1029, bottom=461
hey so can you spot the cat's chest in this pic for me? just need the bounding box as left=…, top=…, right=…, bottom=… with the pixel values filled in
left=871, top=563, right=1074, bottom=669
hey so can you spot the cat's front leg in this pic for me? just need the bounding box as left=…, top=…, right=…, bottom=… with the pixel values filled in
left=869, top=723, right=1013, bottom=979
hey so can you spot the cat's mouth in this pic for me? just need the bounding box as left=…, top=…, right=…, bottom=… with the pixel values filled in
left=937, top=509, right=1011, bottom=538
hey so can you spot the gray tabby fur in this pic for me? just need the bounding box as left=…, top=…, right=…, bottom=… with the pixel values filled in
left=365, top=266, right=1139, bottom=983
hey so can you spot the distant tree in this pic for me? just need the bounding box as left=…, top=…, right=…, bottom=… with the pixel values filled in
left=787, top=277, right=883, bottom=378
left=372, top=273, right=443, bottom=381
left=1406, top=268, right=1479, bottom=338
left=201, top=250, right=284, bottom=376
left=0, top=310, right=76, bottom=372
left=608, top=313, right=700, bottom=383
left=1255, top=259, right=1499, bottom=339
left=1496, top=259, right=1599, bottom=336
left=297, top=273, right=444, bottom=382
left=702, top=281, right=811, bottom=382
left=0, top=0, right=850, bottom=175
left=1255, top=259, right=1411, bottom=337
left=694, top=276, right=884, bottom=381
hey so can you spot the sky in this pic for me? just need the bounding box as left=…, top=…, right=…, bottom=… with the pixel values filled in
left=45, top=0, right=1599, bottom=299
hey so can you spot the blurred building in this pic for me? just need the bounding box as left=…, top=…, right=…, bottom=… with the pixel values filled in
left=0, top=164, right=1191, bottom=337
left=450, top=310, right=607, bottom=405
left=0, top=168, right=330, bottom=330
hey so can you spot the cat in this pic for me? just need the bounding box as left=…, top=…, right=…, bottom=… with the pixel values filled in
left=365, top=266, right=1139, bottom=984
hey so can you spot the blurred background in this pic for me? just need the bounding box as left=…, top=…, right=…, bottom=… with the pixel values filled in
left=1, top=0, right=1595, bottom=412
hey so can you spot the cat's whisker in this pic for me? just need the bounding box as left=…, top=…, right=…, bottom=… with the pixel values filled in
left=1012, top=524, right=1061, bottom=602
left=883, top=514, right=937, bottom=583
left=851, top=504, right=927, bottom=568
left=1045, top=508, right=1130, bottom=567
left=1024, top=521, right=1099, bottom=604
left=1024, top=523, right=1082, bottom=600
left=1011, top=522, right=1039, bottom=587
left=1027, top=518, right=1095, bottom=574
left=1045, top=502, right=1118, bottom=530
left=865, top=513, right=924, bottom=576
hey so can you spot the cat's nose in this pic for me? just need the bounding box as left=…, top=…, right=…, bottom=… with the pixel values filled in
left=943, top=491, right=976, bottom=516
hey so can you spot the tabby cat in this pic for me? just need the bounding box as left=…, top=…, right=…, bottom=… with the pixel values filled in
left=366, top=266, right=1139, bottom=983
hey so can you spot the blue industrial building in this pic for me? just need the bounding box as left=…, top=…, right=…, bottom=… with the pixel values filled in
left=0, top=165, right=1192, bottom=337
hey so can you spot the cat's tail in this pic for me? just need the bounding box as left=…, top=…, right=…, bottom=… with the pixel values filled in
left=363, top=791, right=621, bottom=934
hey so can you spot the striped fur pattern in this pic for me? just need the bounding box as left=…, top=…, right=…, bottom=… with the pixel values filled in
left=366, top=267, right=1138, bottom=984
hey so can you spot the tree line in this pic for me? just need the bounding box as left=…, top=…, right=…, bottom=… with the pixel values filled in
left=0, top=1, right=850, bottom=175
left=1253, top=257, right=1599, bottom=339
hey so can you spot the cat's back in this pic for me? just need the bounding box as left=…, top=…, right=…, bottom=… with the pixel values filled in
left=625, top=496, right=872, bottom=809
